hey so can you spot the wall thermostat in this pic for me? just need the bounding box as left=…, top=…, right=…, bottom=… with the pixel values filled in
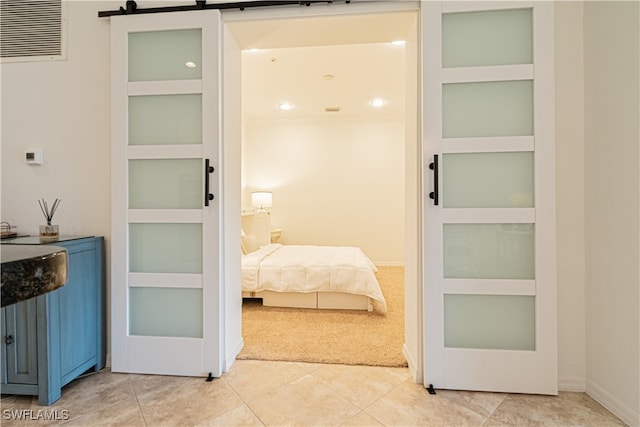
left=25, top=149, right=43, bottom=165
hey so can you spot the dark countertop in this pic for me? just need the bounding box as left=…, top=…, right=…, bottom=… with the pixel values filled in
left=1, top=245, right=68, bottom=307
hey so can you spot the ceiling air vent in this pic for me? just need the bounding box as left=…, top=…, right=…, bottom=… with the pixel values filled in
left=1, top=0, right=65, bottom=61
left=325, top=107, right=341, bottom=113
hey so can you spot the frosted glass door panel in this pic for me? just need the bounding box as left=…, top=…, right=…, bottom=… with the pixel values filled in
left=443, top=152, right=533, bottom=208
left=443, top=81, right=533, bottom=138
left=129, top=94, right=202, bottom=145
left=444, top=294, right=535, bottom=350
left=129, top=288, right=202, bottom=338
left=129, top=159, right=201, bottom=209
left=442, top=9, right=532, bottom=68
left=129, top=223, right=203, bottom=274
left=129, top=29, right=202, bottom=82
left=444, top=224, right=534, bottom=279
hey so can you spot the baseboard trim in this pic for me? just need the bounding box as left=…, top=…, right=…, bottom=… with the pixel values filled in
left=225, top=337, right=245, bottom=372
left=374, top=262, right=405, bottom=267
left=403, top=344, right=422, bottom=384
left=586, top=379, right=639, bottom=427
left=558, top=375, right=586, bottom=392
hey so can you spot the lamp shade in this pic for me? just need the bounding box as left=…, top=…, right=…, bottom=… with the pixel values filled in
left=251, top=191, right=272, bottom=210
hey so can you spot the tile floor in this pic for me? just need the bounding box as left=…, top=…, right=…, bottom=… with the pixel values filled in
left=1, top=360, right=626, bottom=426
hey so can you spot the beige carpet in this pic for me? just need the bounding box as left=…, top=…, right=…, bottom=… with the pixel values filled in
left=237, top=266, right=407, bottom=367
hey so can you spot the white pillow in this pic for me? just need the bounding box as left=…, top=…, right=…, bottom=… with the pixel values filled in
left=241, top=229, right=248, bottom=254
left=241, top=234, right=261, bottom=254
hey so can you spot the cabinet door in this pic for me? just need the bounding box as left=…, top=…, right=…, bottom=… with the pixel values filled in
left=3, top=299, right=38, bottom=385
left=56, top=240, right=99, bottom=380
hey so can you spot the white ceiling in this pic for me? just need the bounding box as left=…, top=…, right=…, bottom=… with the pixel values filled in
left=227, top=12, right=416, bottom=119
left=226, top=12, right=416, bottom=50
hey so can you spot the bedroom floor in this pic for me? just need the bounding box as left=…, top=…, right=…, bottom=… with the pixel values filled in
left=0, top=360, right=625, bottom=426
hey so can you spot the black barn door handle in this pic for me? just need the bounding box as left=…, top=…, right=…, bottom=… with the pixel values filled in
left=429, top=154, right=439, bottom=206
left=205, top=159, right=214, bottom=206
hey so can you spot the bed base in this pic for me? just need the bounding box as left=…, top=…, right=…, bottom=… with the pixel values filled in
left=242, top=291, right=373, bottom=312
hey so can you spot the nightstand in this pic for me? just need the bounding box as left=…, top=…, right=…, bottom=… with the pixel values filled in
left=270, top=228, right=282, bottom=243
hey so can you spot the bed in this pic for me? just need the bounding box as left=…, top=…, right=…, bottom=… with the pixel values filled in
left=240, top=212, right=387, bottom=314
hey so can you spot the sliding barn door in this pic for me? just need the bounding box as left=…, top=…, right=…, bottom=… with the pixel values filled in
left=110, top=10, right=222, bottom=376
left=423, top=2, right=557, bottom=394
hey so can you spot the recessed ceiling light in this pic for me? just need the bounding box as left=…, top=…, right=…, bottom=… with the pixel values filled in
left=278, top=103, right=294, bottom=111
left=391, top=40, right=406, bottom=46
left=369, top=98, right=386, bottom=108
left=247, top=48, right=261, bottom=53
left=185, top=61, right=197, bottom=68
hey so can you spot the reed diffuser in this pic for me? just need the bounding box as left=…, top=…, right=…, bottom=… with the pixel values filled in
left=38, top=198, right=61, bottom=241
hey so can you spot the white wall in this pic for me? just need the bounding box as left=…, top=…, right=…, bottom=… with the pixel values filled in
left=0, top=1, right=113, bottom=353
left=583, top=2, right=640, bottom=425
left=242, top=115, right=405, bottom=265
left=554, top=1, right=587, bottom=391
left=1, top=1, right=111, bottom=239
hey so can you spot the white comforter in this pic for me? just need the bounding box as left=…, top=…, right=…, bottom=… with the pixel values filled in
left=242, top=244, right=387, bottom=313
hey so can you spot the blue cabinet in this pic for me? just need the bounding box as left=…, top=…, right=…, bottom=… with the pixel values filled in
left=1, top=236, right=105, bottom=405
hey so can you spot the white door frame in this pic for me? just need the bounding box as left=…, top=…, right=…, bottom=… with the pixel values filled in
left=219, top=1, right=424, bottom=378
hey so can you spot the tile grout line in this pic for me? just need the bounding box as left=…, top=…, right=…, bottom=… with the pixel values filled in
left=338, top=410, right=370, bottom=427
left=226, top=360, right=316, bottom=404
left=128, top=375, right=149, bottom=427
left=307, top=368, right=361, bottom=408
left=288, top=367, right=366, bottom=426
left=303, top=365, right=416, bottom=426
left=359, top=376, right=415, bottom=426
left=218, top=376, right=266, bottom=426
left=480, top=392, right=510, bottom=427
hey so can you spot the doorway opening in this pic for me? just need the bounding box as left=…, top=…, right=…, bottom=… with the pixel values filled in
left=225, top=8, right=420, bottom=369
